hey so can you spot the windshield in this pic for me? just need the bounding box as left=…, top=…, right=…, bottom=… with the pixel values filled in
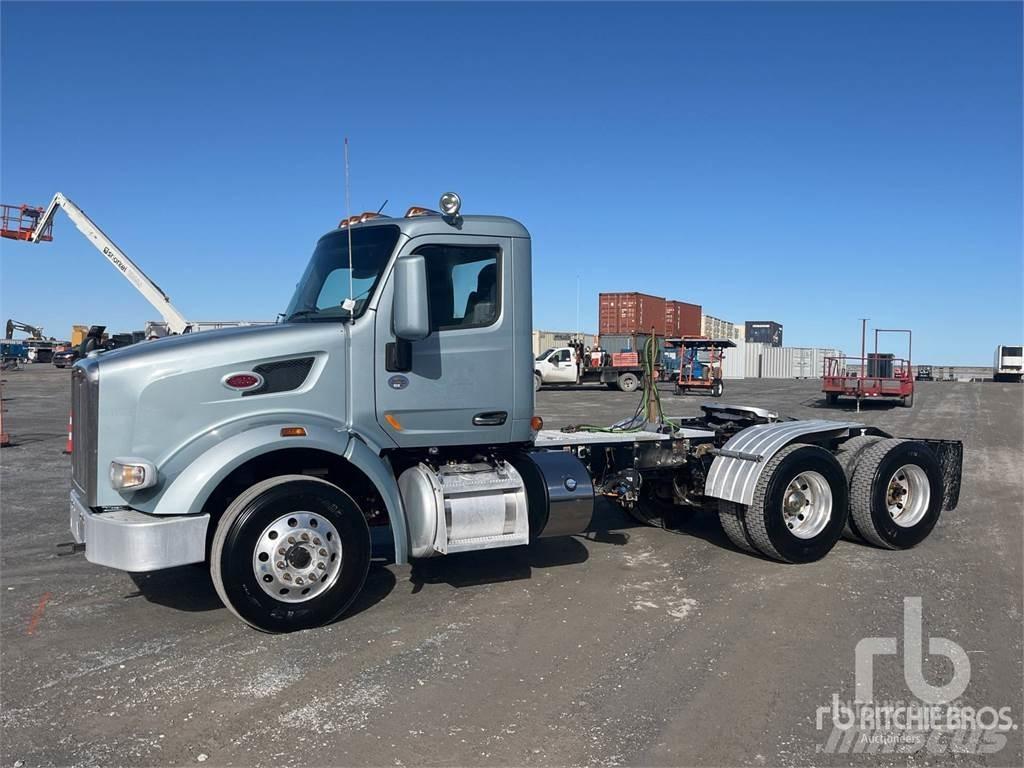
left=536, top=348, right=555, bottom=361
left=285, top=225, right=401, bottom=322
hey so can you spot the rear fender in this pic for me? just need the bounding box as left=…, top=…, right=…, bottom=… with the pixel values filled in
left=705, top=419, right=882, bottom=505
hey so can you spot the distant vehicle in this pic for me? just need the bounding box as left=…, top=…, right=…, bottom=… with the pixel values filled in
left=25, top=341, right=55, bottom=363
left=53, top=349, right=80, bottom=368
left=534, top=339, right=654, bottom=392
left=915, top=366, right=934, bottom=381
left=993, top=345, right=1023, bottom=382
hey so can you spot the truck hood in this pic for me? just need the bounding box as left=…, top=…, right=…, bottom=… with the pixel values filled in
left=94, top=323, right=315, bottom=370
left=87, top=322, right=350, bottom=508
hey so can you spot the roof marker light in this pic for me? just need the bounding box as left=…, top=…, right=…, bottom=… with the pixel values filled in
left=404, top=206, right=437, bottom=218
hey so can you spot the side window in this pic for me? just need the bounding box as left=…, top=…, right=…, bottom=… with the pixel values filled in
left=558, top=349, right=571, bottom=362
left=414, top=244, right=501, bottom=331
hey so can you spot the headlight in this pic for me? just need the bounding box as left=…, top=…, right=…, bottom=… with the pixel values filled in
left=109, top=458, right=157, bottom=490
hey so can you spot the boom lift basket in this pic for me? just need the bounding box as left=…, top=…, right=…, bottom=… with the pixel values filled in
left=0, top=205, right=52, bottom=242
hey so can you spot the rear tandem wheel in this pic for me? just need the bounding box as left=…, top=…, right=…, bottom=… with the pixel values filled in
left=716, top=444, right=848, bottom=563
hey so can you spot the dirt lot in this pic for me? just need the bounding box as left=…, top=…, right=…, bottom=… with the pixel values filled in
left=2, top=365, right=1022, bottom=767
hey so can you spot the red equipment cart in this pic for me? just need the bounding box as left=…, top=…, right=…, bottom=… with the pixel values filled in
left=667, top=337, right=734, bottom=398
left=822, top=328, right=915, bottom=408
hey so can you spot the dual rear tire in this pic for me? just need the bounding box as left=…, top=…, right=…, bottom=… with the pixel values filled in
left=718, top=439, right=944, bottom=562
left=718, top=445, right=848, bottom=563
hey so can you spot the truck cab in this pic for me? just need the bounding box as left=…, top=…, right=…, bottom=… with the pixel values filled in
left=534, top=346, right=580, bottom=386
left=68, top=195, right=599, bottom=632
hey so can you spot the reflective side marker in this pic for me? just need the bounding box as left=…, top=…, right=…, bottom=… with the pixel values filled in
left=384, top=414, right=402, bottom=430
left=280, top=427, right=307, bottom=437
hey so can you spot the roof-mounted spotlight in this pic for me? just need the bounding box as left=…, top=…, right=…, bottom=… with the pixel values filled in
left=439, top=192, right=461, bottom=217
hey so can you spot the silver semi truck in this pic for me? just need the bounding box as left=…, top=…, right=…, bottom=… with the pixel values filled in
left=68, top=194, right=963, bottom=632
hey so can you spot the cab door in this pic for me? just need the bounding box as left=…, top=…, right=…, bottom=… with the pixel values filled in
left=547, top=348, right=578, bottom=383
left=375, top=234, right=515, bottom=448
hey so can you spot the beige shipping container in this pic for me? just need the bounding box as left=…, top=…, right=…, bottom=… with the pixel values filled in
left=532, top=330, right=597, bottom=356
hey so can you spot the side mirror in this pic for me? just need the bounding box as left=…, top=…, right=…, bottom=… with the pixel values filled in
left=393, top=255, right=430, bottom=341
left=548, top=355, right=558, bottom=364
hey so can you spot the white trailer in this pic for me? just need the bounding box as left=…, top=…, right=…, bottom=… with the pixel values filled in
left=993, top=345, right=1023, bottom=382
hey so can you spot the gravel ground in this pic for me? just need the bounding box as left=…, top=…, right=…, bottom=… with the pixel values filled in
left=1, top=365, right=1022, bottom=767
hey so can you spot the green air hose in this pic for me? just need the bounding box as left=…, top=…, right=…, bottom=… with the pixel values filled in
left=563, top=335, right=682, bottom=434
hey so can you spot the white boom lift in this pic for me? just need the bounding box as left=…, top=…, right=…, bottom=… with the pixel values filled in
left=29, top=193, right=192, bottom=334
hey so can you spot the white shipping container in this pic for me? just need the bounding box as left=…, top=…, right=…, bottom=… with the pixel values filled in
left=761, top=346, right=795, bottom=378
left=721, top=338, right=747, bottom=379
left=745, top=342, right=768, bottom=378
left=760, top=346, right=844, bottom=378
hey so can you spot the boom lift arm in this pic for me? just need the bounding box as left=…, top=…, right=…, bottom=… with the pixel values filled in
left=29, top=193, right=191, bottom=334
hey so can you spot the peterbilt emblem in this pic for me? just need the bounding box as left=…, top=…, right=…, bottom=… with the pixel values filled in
left=222, top=371, right=264, bottom=392
left=388, top=375, right=410, bottom=390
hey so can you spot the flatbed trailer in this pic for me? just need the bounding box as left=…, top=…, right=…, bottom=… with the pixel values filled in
left=822, top=355, right=915, bottom=406
left=822, top=328, right=915, bottom=407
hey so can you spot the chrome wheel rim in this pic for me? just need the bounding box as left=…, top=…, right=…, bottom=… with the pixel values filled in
left=782, top=471, right=832, bottom=539
left=886, top=464, right=930, bottom=527
left=252, top=512, right=343, bottom=603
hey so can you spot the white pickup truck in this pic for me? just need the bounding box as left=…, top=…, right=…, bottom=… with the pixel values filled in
left=534, top=345, right=648, bottom=392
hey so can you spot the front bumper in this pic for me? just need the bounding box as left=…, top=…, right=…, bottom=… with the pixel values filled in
left=70, top=491, right=209, bottom=572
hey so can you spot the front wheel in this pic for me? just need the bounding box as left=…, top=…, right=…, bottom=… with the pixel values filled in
left=901, top=391, right=914, bottom=408
left=211, top=475, right=371, bottom=633
left=711, top=379, right=724, bottom=398
left=534, top=373, right=542, bottom=392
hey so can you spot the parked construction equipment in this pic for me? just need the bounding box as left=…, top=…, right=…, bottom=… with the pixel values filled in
left=5, top=319, right=46, bottom=340
left=19, top=193, right=192, bottom=334
left=667, top=337, right=735, bottom=397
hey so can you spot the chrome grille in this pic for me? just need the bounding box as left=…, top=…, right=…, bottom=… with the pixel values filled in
left=71, top=363, right=99, bottom=505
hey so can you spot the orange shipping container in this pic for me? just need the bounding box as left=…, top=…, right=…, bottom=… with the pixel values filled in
left=599, top=292, right=667, bottom=336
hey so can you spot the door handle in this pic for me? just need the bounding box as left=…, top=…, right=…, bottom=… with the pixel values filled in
left=472, top=411, right=507, bottom=426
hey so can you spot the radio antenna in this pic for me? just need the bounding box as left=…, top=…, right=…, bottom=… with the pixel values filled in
left=343, top=137, right=355, bottom=314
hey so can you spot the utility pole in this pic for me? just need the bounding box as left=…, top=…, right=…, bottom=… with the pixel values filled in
left=858, top=318, right=869, bottom=413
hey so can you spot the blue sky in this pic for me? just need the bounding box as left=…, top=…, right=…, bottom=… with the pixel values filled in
left=2, top=2, right=1020, bottom=365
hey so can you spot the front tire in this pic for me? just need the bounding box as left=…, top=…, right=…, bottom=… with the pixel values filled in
left=736, top=444, right=849, bottom=563
left=848, top=439, right=942, bottom=549
left=711, top=379, right=724, bottom=398
left=534, top=373, right=542, bottom=392
left=901, top=391, right=914, bottom=408
left=211, top=475, right=371, bottom=633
